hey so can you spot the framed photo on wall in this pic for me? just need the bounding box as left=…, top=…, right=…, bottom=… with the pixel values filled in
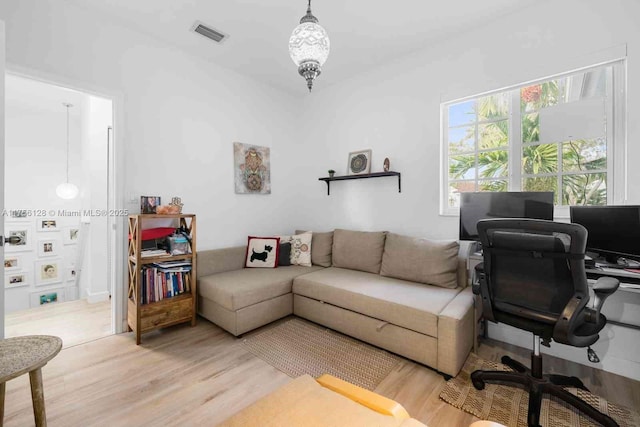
left=66, top=267, right=78, bottom=283
left=4, top=255, right=23, bottom=271
left=37, top=218, right=58, bottom=232
left=8, top=209, right=30, bottom=222
left=5, top=271, right=31, bottom=289
left=38, top=238, right=61, bottom=257
left=35, top=259, right=62, bottom=286
left=63, top=227, right=80, bottom=245
left=347, top=149, right=372, bottom=176
left=29, top=287, right=66, bottom=308
left=5, top=225, right=34, bottom=252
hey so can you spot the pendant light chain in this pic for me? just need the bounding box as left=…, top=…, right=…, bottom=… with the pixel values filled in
left=56, top=102, right=79, bottom=199
left=66, top=104, right=70, bottom=183
left=63, top=103, right=73, bottom=183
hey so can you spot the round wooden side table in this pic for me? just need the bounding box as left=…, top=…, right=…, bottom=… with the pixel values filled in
left=0, top=335, right=62, bottom=427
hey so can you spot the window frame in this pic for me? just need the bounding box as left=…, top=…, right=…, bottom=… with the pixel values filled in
left=440, top=59, right=626, bottom=218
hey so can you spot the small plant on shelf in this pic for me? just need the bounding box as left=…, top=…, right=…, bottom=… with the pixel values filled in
left=328, top=169, right=336, bottom=178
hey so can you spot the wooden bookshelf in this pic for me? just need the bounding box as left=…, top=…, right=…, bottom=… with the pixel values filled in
left=127, top=214, right=197, bottom=344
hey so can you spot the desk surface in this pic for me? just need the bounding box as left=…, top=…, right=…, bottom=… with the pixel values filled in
left=586, top=267, right=640, bottom=289
left=0, top=335, right=62, bottom=383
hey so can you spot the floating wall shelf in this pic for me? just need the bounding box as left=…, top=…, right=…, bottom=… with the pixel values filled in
left=318, top=171, right=401, bottom=195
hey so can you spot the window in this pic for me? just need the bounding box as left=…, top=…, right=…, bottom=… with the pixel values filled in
left=442, top=61, right=625, bottom=216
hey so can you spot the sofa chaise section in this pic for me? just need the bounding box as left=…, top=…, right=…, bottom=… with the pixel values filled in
left=197, top=246, right=323, bottom=335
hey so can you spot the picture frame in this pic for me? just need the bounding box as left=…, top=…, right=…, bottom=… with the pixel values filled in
left=63, top=227, right=80, bottom=245
left=5, top=271, right=31, bottom=288
left=347, top=149, right=372, bottom=176
left=35, top=259, right=62, bottom=286
left=38, top=238, right=61, bottom=257
left=4, top=255, right=23, bottom=271
left=37, top=218, right=58, bottom=232
left=65, top=266, right=78, bottom=283
left=5, top=225, right=34, bottom=252
left=233, top=142, right=271, bottom=194
left=8, top=209, right=30, bottom=222
left=141, top=196, right=161, bottom=214
left=29, top=287, right=66, bottom=308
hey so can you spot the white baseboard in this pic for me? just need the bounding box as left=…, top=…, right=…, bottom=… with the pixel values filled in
left=86, top=290, right=110, bottom=303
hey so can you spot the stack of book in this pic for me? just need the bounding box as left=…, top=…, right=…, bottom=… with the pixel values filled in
left=140, top=260, right=192, bottom=304
left=140, top=249, right=171, bottom=258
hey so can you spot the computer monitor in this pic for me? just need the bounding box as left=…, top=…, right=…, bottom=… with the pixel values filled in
left=459, top=192, right=555, bottom=241
left=570, top=205, right=640, bottom=263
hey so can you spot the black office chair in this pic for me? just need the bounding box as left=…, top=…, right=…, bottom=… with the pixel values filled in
left=471, top=219, right=620, bottom=427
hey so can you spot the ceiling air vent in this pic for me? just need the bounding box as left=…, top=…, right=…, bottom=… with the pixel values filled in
left=191, top=21, right=229, bottom=44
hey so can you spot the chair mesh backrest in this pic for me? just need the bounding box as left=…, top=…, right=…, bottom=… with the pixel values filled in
left=479, top=219, right=588, bottom=321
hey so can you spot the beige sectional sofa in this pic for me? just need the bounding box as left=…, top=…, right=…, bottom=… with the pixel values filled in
left=197, top=229, right=476, bottom=377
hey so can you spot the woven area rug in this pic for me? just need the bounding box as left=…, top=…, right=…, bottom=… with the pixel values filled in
left=242, top=318, right=401, bottom=390
left=440, top=353, right=640, bottom=427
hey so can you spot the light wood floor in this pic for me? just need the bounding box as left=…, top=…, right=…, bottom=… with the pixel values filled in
left=4, top=299, right=112, bottom=348
left=3, top=316, right=639, bottom=427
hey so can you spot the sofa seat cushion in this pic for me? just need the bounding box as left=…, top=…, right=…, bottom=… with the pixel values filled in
left=199, top=266, right=324, bottom=311
left=292, top=267, right=461, bottom=337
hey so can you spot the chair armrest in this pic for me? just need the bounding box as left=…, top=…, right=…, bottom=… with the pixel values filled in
left=593, top=276, right=619, bottom=294
left=196, top=246, right=246, bottom=278
left=591, top=276, right=620, bottom=320
left=316, top=374, right=410, bottom=419
left=472, top=263, right=484, bottom=295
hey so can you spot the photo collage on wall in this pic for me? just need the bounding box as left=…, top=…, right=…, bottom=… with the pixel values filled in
left=4, top=210, right=81, bottom=307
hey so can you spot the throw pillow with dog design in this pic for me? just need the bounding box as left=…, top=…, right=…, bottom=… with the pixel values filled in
left=245, top=236, right=280, bottom=268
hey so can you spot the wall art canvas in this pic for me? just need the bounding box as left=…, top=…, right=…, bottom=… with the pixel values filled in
left=234, top=142, right=271, bottom=194
left=347, top=149, right=372, bottom=175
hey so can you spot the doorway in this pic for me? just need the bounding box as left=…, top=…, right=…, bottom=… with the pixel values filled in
left=3, top=73, right=118, bottom=347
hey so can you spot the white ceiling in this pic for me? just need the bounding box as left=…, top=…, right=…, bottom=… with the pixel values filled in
left=68, top=0, right=538, bottom=96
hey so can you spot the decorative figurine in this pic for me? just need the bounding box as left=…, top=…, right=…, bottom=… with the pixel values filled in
left=170, top=197, right=184, bottom=213
left=383, top=158, right=390, bottom=172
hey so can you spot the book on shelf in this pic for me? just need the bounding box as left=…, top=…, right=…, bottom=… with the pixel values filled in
left=139, top=266, right=191, bottom=304
left=152, top=260, right=192, bottom=268
left=141, top=249, right=171, bottom=258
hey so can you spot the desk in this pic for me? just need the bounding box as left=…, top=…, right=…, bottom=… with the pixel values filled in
left=0, top=335, right=62, bottom=427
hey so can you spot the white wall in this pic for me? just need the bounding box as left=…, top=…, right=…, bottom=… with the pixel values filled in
left=292, top=0, right=640, bottom=379
left=294, top=0, right=640, bottom=236
left=0, top=20, right=6, bottom=338
left=0, top=0, right=304, bottom=251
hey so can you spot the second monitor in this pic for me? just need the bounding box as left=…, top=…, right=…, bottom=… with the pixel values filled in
left=570, top=205, right=640, bottom=267
left=459, top=191, right=554, bottom=241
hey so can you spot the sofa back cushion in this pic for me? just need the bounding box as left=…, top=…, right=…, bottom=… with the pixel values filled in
left=332, top=229, right=387, bottom=274
left=380, top=232, right=459, bottom=289
left=296, top=230, right=333, bottom=267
